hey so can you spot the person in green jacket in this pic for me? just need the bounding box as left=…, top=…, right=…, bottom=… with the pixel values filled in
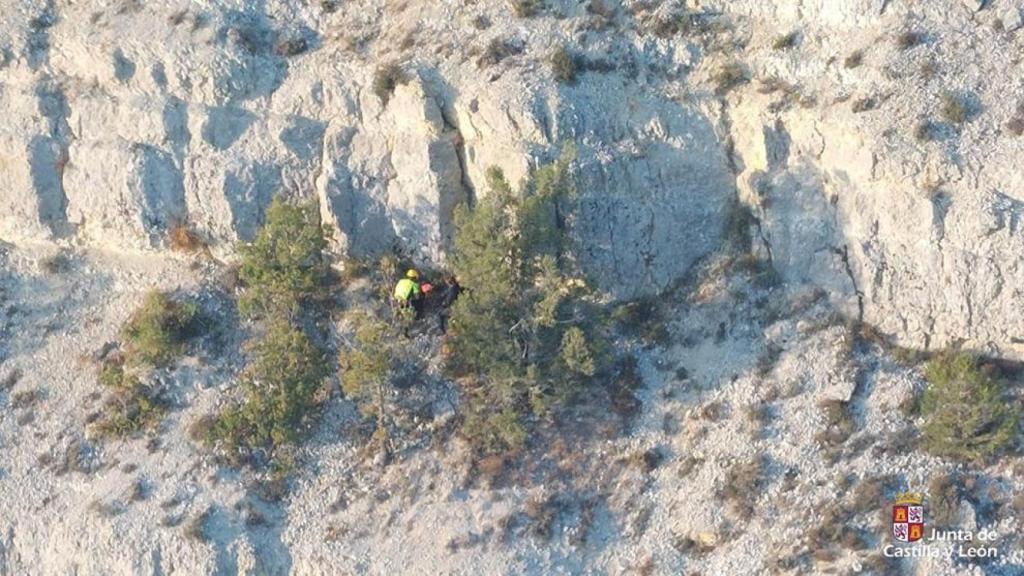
left=393, top=269, right=423, bottom=318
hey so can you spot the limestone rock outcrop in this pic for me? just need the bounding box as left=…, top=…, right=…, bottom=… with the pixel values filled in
left=1, top=0, right=1022, bottom=351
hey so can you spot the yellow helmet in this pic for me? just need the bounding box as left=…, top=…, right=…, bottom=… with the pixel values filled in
left=406, top=269, right=419, bottom=279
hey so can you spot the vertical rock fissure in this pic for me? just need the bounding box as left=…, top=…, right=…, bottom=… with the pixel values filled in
left=837, top=245, right=865, bottom=322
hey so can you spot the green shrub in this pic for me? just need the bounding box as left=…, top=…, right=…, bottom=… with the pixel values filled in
left=550, top=45, right=577, bottom=84
left=919, top=351, right=1019, bottom=463
left=896, top=30, right=924, bottom=50
left=772, top=31, right=799, bottom=50
left=91, top=361, right=166, bottom=438
left=208, top=319, right=330, bottom=460
left=714, top=62, right=749, bottom=95
left=448, top=147, right=609, bottom=453
left=1007, top=117, right=1024, bottom=137
left=719, top=457, right=767, bottom=516
left=477, top=38, right=522, bottom=68
left=611, top=297, right=670, bottom=345
left=914, top=120, right=938, bottom=142
left=511, top=0, right=543, bottom=17
left=341, top=311, right=397, bottom=462
left=122, top=291, right=198, bottom=367
left=939, top=93, right=970, bottom=125
left=238, top=198, right=329, bottom=319
left=372, top=62, right=409, bottom=105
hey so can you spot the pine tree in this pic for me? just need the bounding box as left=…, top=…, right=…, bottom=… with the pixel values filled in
left=238, top=198, right=329, bottom=319
left=341, top=311, right=397, bottom=465
left=447, top=147, right=608, bottom=453
left=920, top=352, right=1019, bottom=463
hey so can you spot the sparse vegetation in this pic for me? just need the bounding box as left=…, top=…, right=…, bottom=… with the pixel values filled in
left=918, top=351, right=1018, bottom=463
left=719, top=457, right=768, bottom=516
left=772, top=31, right=799, bottom=50
left=914, top=119, right=938, bottom=142
left=896, top=30, right=925, bottom=50
left=184, top=507, right=212, bottom=541
left=611, top=295, right=670, bottom=345
left=275, top=36, right=309, bottom=57
left=816, top=399, right=857, bottom=448
left=372, top=62, right=409, bottom=106
left=122, top=291, right=198, bottom=367
left=9, top=388, right=41, bottom=409
left=477, top=38, right=522, bottom=68
left=510, top=0, right=543, bottom=17
left=341, top=312, right=399, bottom=464
left=939, top=92, right=970, bottom=125
left=206, top=318, right=330, bottom=463
left=851, top=96, right=876, bottom=113
left=928, top=472, right=961, bottom=529
left=549, top=45, right=578, bottom=84
left=91, top=360, right=166, bottom=438
left=167, top=223, right=206, bottom=252
left=1007, top=117, right=1024, bottom=137
left=40, top=251, right=72, bottom=274
left=237, top=198, right=329, bottom=319
left=714, top=62, right=749, bottom=96
left=586, top=0, right=615, bottom=19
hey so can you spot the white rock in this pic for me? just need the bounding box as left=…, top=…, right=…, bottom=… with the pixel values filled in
left=1003, top=6, right=1024, bottom=31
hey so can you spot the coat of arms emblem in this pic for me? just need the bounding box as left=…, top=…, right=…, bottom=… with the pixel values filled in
left=892, top=492, right=925, bottom=543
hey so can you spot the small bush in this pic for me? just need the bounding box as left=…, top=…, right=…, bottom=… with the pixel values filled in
left=550, top=45, right=577, bottom=84
left=914, top=120, right=938, bottom=142
left=238, top=198, right=329, bottom=319
left=274, top=36, right=309, bottom=57
left=928, top=473, right=961, bottom=529
left=207, top=319, right=330, bottom=460
left=122, top=291, right=198, bottom=367
left=10, top=388, right=41, bottom=409
left=372, top=62, right=409, bottom=106
left=41, top=251, right=72, bottom=274
left=341, top=312, right=399, bottom=463
left=611, top=295, right=670, bottom=345
left=628, top=447, right=664, bottom=473
left=1007, top=117, right=1024, bottom=137
left=167, top=224, right=206, bottom=253
left=91, top=360, right=166, bottom=439
left=939, top=93, right=970, bottom=124
left=185, top=507, right=212, bottom=541
left=851, top=96, right=876, bottom=113
left=586, top=0, right=615, bottom=19
left=844, top=51, right=864, bottom=69
left=896, top=30, right=925, bottom=50
left=714, top=62, right=749, bottom=95
left=772, top=32, right=799, bottom=50
left=919, top=351, right=1018, bottom=463
left=816, top=399, right=857, bottom=447
left=477, top=38, right=522, bottom=68
left=511, top=0, right=543, bottom=17
left=719, top=457, right=768, bottom=516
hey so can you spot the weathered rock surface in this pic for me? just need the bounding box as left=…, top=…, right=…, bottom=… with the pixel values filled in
left=2, top=1, right=1024, bottom=571
left=0, top=0, right=738, bottom=300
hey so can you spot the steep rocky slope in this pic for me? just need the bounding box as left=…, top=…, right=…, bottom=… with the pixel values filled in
left=3, top=0, right=1023, bottom=353
left=2, top=0, right=1024, bottom=575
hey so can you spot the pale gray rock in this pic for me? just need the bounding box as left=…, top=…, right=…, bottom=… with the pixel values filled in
left=1003, top=6, right=1024, bottom=31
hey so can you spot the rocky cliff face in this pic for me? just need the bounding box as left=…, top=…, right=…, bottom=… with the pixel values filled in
left=3, top=2, right=1024, bottom=575
left=0, top=0, right=738, bottom=300
left=3, top=0, right=1020, bottom=354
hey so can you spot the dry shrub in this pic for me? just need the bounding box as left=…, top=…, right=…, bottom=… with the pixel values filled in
left=168, top=224, right=206, bottom=252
